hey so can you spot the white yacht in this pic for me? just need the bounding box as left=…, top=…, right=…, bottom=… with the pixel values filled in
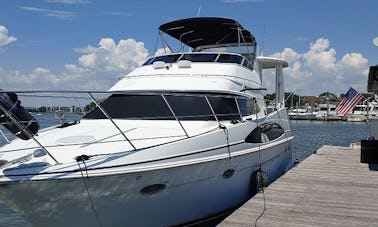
left=288, top=106, right=316, bottom=120
left=347, top=96, right=378, bottom=122
left=0, top=17, right=293, bottom=226
left=314, top=103, right=342, bottom=121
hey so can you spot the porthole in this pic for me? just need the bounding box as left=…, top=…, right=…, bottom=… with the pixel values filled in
left=140, top=183, right=166, bottom=195
left=223, top=169, right=235, bottom=179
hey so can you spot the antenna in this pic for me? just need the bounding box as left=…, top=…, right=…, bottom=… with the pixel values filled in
left=260, top=24, right=265, bottom=56
left=197, top=4, right=201, bottom=17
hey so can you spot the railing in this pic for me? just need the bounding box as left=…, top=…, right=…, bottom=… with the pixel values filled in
left=0, top=90, right=263, bottom=162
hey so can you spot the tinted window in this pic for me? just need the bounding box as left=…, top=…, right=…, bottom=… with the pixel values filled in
left=217, top=54, right=243, bottom=64
left=242, top=59, right=249, bottom=68
left=245, top=122, right=284, bottom=143
left=142, top=57, right=154, bottom=66
left=84, top=95, right=174, bottom=120
left=208, top=97, right=240, bottom=120
left=180, top=54, right=218, bottom=62
left=149, top=54, right=182, bottom=65
left=237, top=98, right=260, bottom=116
left=166, top=96, right=215, bottom=120
left=84, top=94, right=247, bottom=121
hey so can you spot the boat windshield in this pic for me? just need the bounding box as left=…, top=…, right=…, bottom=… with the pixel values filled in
left=83, top=94, right=259, bottom=120
left=142, top=53, right=249, bottom=69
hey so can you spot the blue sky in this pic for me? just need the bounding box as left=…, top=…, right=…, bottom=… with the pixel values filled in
left=0, top=0, right=377, bottom=96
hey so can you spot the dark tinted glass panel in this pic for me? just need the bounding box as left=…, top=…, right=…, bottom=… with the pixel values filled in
left=165, top=96, right=215, bottom=120
left=237, top=98, right=248, bottom=116
left=208, top=97, right=240, bottom=120
left=263, top=123, right=284, bottom=141
left=217, top=54, right=243, bottom=64
left=237, top=97, right=260, bottom=116
left=142, top=57, right=154, bottom=66
left=242, top=59, right=250, bottom=68
left=149, top=54, right=181, bottom=64
left=84, top=94, right=248, bottom=121
left=83, top=95, right=173, bottom=120
left=245, top=122, right=284, bottom=143
left=181, top=54, right=218, bottom=62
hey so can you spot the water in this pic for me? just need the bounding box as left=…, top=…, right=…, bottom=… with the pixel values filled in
left=0, top=118, right=370, bottom=226
left=291, top=120, right=369, bottom=161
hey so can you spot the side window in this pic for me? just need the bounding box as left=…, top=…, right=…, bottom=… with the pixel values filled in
left=242, top=59, right=249, bottom=68
left=217, top=54, right=243, bottom=64
left=237, top=97, right=260, bottom=116
left=208, top=97, right=240, bottom=120
left=245, top=122, right=284, bottom=143
left=165, top=96, right=215, bottom=120
left=83, top=95, right=174, bottom=120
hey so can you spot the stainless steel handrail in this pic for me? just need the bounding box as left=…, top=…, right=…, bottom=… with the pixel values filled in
left=88, top=93, right=137, bottom=151
left=161, top=94, right=189, bottom=138
left=204, top=96, right=220, bottom=125
left=234, top=97, right=243, bottom=121
left=0, top=104, right=60, bottom=164
left=0, top=128, right=10, bottom=144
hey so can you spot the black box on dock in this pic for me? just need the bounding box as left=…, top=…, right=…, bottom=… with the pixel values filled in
left=361, top=140, right=378, bottom=164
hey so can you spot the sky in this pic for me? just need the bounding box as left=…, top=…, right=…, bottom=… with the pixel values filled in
left=0, top=0, right=377, bottom=97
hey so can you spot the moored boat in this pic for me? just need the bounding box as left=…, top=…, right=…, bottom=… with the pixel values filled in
left=346, top=96, right=378, bottom=122
left=0, top=17, right=293, bottom=226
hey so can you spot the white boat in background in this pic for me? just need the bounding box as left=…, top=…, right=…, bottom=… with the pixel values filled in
left=347, top=96, right=378, bottom=122
left=54, top=109, right=65, bottom=122
left=314, top=103, right=342, bottom=121
left=288, top=106, right=316, bottom=120
left=0, top=17, right=293, bottom=226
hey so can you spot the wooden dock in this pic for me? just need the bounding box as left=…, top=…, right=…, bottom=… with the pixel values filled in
left=219, top=145, right=378, bottom=226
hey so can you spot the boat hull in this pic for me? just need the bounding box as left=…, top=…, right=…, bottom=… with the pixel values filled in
left=0, top=141, right=292, bottom=226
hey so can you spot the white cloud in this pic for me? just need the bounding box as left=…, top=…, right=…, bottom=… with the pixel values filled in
left=268, top=37, right=369, bottom=95
left=303, top=38, right=337, bottom=72
left=77, top=38, right=148, bottom=73
left=44, top=0, right=90, bottom=4
left=340, top=53, right=368, bottom=69
left=18, top=6, right=75, bottom=20
left=0, top=26, right=17, bottom=47
left=0, top=37, right=148, bottom=92
left=102, top=12, right=134, bottom=16
left=271, top=48, right=300, bottom=65
left=154, top=47, right=172, bottom=56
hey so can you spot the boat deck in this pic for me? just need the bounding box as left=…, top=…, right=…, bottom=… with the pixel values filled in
left=219, top=145, right=378, bottom=226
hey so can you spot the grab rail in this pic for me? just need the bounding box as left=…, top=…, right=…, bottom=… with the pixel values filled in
left=0, top=104, right=60, bottom=164
left=0, top=90, right=261, bottom=163
left=88, top=93, right=137, bottom=151
left=161, top=94, right=189, bottom=137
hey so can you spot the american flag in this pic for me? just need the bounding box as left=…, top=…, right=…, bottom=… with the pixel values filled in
left=335, top=87, right=364, bottom=116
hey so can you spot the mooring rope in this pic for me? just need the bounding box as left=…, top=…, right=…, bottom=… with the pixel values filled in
left=76, top=156, right=103, bottom=227
left=254, top=184, right=267, bottom=227
left=220, top=124, right=232, bottom=160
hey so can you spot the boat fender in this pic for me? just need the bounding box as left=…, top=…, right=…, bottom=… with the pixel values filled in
left=249, top=169, right=268, bottom=196
left=0, top=91, right=39, bottom=140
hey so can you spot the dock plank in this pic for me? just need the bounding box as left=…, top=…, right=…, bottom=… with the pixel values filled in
left=219, top=145, right=378, bottom=226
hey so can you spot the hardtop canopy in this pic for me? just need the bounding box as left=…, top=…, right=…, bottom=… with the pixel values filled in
left=159, top=17, right=257, bottom=51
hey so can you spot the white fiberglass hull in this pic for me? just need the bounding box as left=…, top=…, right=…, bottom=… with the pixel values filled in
left=0, top=140, right=292, bottom=226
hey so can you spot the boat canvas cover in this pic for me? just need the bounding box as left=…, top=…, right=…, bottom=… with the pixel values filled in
left=159, top=17, right=256, bottom=49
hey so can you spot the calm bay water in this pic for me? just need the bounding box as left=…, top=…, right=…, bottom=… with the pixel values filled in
left=0, top=116, right=370, bottom=226
left=291, top=120, right=369, bottom=161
